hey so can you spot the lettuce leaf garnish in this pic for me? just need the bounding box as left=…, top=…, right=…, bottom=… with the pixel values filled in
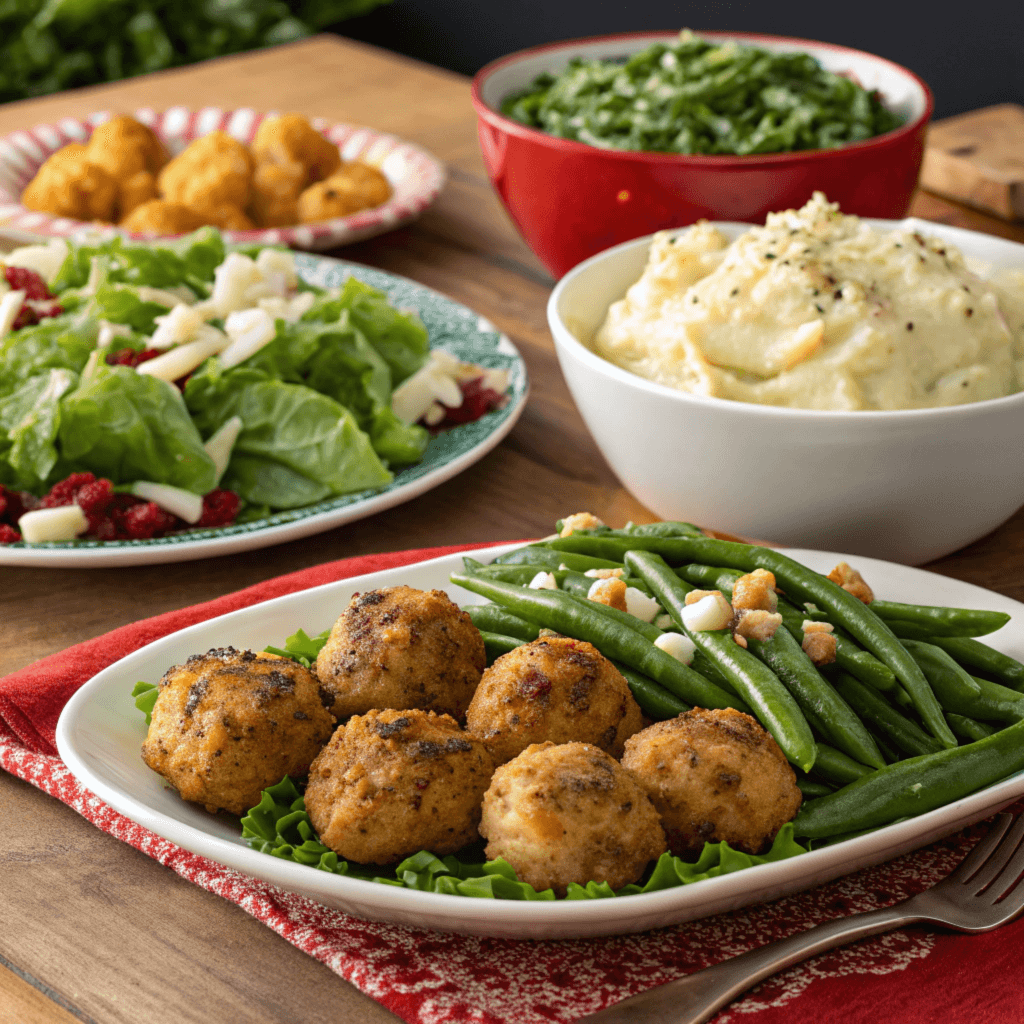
left=263, top=627, right=332, bottom=667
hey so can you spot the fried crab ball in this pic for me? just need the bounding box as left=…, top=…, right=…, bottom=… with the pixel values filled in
left=191, top=202, right=256, bottom=231
left=304, top=708, right=494, bottom=864
left=21, top=144, right=117, bottom=221
left=86, top=114, right=168, bottom=182
left=141, top=647, right=335, bottom=816
left=315, top=585, right=486, bottom=721
left=621, top=708, right=802, bottom=860
left=479, top=741, right=666, bottom=896
left=465, top=636, right=643, bottom=766
left=249, top=161, right=304, bottom=227
left=157, top=130, right=254, bottom=210
left=117, top=169, right=159, bottom=219
left=252, top=113, right=341, bottom=185
left=296, top=162, right=392, bottom=223
left=120, top=199, right=208, bottom=234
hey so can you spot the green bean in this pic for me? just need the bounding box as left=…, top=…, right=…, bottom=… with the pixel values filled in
left=832, top=671, right=943, bottom=758
left=464, top=604, right=540, bottom=641
left=480, top=631, right=527, bottom=663
left=971, top=675, right=1024, bottom=704
left=810, top=743, right=876, bottom=787
left=491, top=545, right=624, bottom=571
left=550, top=533, right=956, bottom=749
left=746, top=625, right=885, bottom=769
left=793, top=715, right=1024, bottom=839
left=797, top=777, right=835, bottom=799
left=902, top=641, right=1023, bottom=725
left=675, top=563, right=898, bottom=692
left=612, top=662, right=691, bottom=719
left=874, top=735, right=901, bottom=765
left=946, top=713, right=996, bottom=744
left=464, top=560, right=653, bottom=597
left=450, top=573, right=745, bottom=712
left=690, top=649, right=739, bottom=696
left=870, top=600, right=1010, bottom=638
left=929, top=636, right=1024, bottom=692
left=624, top=549, right=816, bottom=772
left=617, top=521, right=704, bottom=538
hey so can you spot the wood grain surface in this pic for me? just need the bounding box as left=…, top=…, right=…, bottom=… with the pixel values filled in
left=1, top=34, right=1024, bottom=1024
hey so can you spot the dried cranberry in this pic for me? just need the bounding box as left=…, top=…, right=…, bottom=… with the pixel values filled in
left=435, top=377, right=504, bottom=427
left=0, top=485, right=37, bottom=524
left=4, top=265, right=53, bottom=300
left=42, top=472, right=96, bottom=508
left=11, top=304, right=38, bottom=330
left=105, top=348, right=161, bottom=368
left=0, top=523, right=21, bottom=544
left=74, top=478, right=115, bottom=531
left=195, top=489, right=240, bottom=528
left=122, top=502, right=178, bottom=540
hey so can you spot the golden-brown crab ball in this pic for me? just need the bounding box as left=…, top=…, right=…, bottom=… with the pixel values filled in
left=621, top=708, right=802, bottom=860
left=304, top=708, right=494, bottom=864
left=465, top=636, right=643, bottom=766
left=248, top=161, right=304, bottom=227
left=315, top=585, right=486, bottom=721
left=119, top=199, right=208, bottom=234
left=296, top=162, right=392, bottom=223
left=157, top=130, right=254, bottom=210
left=86, top=114, right=169, bottom=182
left=479, top=741, right=666, bottom=896
left=191, top=202, right=256, bottom=231
left=117, top=169, right=159, bottom=219
left=141, top=647, right=335, bottom=816
left=252, top=113, right=341, bottom=185
left=21, top=144, right=118, bottom=221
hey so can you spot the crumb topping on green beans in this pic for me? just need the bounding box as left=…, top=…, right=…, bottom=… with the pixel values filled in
left=500, top=30, right=903, bottom=155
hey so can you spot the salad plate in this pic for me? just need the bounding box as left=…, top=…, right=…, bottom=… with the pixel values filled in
left=56, top=542, right=1024, bottom=940
left=0, top=107, right=446, bottom=250
left=0, top=255, right=528, bottom=568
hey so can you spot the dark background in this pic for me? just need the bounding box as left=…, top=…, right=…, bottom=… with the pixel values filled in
left=336, top=0, right=1023, bottom=119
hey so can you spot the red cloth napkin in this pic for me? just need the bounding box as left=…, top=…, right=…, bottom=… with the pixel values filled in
left=2, top=544, right=1024, bottom=1024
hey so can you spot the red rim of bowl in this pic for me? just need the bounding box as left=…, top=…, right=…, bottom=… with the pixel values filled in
left=471, top=30, right=935, bottom=165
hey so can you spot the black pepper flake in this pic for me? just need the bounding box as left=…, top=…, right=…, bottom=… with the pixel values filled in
left=765, top=253, right=776, bottom=259
left=691, top=295, right=699, bottom=303
left=730, top=288, right=739, bottom=297
left=906, top=322, right=914, bottom=331
left=815, top=304, right=824, bottom=313
left=833, top=289, right=842, bottom=300
left=966, top=308, right=974, bottom=317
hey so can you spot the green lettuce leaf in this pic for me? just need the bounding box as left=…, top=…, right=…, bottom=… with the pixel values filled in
left=57, top=364, right=217, bottom=492
left=132, top=680, right=159, bottom=726
left=0, top=313, right=97, bottom=398
left=0, top=368, right=77, bottom=488
left=303, top=277, right=429, bottom=385
left=263, top=627, right=332, bottom=667
left=90, top=283, right=170, bottom=334
left=184, top=363, right=391, bottom=509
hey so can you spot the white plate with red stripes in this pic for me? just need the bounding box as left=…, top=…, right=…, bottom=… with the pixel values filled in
left=0, top=107, right=446, bottom=251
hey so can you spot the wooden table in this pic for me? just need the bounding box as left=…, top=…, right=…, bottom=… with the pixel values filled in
left=1, top=34, right=1023, bottom=1024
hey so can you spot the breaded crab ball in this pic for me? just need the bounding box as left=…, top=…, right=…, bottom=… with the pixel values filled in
left=157, top=130, right=254, bottom=210
left=141, top=647, right=335, bottom=815
left=622, top=708, right=802, bottom=860
left=304, top=708, right=494, bottom=864
left=86, top=114, right=169, bottom=182
left=120, top=199, right=208, bottom=234
left=315, top=585, right=486, bottom=721
left=479, top=741, right=666, bottom=896
left=21, top=144, right=117, bottom=221
left=465, top=636, right=643, bottom=765
left=252, top=113, right=341, bottom=185
left=296, top=163, right=392, bottom=222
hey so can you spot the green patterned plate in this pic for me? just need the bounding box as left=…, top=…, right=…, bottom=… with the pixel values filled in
left=0, top=254, right=528, bottom=568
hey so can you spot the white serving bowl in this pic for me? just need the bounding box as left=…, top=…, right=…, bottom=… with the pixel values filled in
left=548, top=219, right=1024, bottom=564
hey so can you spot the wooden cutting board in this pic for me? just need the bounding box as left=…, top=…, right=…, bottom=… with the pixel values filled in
left=921, top=103, right=1024, bottom=221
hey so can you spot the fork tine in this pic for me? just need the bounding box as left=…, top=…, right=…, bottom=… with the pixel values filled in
left=944, top=812, right=1014, bottom=885
left=963, top=813, right=1024, bottom=894
left=981, top=820, right=1024, bottom=903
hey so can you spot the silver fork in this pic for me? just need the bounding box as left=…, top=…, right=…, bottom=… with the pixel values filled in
left=579, top=812, right=1024, bottom=1024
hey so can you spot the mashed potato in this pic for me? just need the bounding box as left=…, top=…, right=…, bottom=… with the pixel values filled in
left=594, top=193, right=1024, bottom=410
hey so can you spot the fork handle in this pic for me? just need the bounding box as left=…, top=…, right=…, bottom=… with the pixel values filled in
left=579, top=904, right=913, bottom=1024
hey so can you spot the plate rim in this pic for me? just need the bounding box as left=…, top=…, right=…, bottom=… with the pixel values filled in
left=54, top=542, right=1024, bottom=935
left=0, top=252, right=529, bottom=568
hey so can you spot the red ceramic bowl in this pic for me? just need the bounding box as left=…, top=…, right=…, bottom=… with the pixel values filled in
left=471, top=31, right=933, bottom=278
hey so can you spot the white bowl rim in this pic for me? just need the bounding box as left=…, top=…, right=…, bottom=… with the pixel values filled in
left=472, top=29, right=934, bottom=165
left=548, top=216, right=1024, bottom=422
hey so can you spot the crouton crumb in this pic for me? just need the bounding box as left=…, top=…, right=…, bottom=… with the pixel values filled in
left=827, top=562, right=874, bottom=603
left=584, top=567, right=626, bottom=579
left=559, top=512, right=605, bottom=537
left=802, top=620, right=835, bottom=635
left=732, top=569, right=778, bottom=612
left=684, top=589, right=720, bottom=606
left=733, top=633, right=748, bottom=648
left=734, top=609, right=784, bottom=641
left=802, top=631, right=837, bottom=665
left=588, top=577, right=628, bottom=612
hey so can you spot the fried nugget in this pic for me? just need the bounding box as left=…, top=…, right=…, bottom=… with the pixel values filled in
left=117, top=169, right=159, bottom=219
left=252, top=113, right=341, bottom=185
left=466, top=636, right=643, bottom=766
left=296, top=162, right=392, bottom=223
left=304, top=708, right=494, bottom=864
left=479, top=741, right=666, bottom=896
left=315, top=586, right=486, bottom=721
left=191, top=202, right=255, bottom=231
left=86, top=114, right=169, bottom=182
left=141, top=647, right=335, bottom=815
left=158, top=130, right=254, bottom=210
left=249, top=161, right=305, bottom=227
left=21, top=143, right=118, bottom=221
left=622, top=708, right=802, bottom=860
left=119, top=199, right=208, bottom=234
